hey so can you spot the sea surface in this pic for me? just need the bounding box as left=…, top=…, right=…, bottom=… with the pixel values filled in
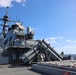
left=64, top=54, right=76, bottom=60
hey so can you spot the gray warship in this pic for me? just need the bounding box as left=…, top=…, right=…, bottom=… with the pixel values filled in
left=0, top=7, right=62, bottom=64
left=0, top=8, right=76, bottom=75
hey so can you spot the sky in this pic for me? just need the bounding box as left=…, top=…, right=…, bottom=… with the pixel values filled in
left=0, top=0, right=76, bottom=54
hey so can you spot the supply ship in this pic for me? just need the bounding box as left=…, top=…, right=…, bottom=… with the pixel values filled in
left=0, top=7, right=76, bottom=75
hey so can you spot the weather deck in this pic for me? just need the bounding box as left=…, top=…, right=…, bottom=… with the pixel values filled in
left=0, top=64, right=47, bottom=75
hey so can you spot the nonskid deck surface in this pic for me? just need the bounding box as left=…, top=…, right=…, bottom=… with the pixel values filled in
left=0, top=64, right=47, bottom=75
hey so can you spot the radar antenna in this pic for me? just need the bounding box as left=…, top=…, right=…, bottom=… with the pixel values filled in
left=0, top=7, right=16, bottom=38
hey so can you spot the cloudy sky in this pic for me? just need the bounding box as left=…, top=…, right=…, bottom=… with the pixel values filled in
left=0, top=0, right=76, bottom=54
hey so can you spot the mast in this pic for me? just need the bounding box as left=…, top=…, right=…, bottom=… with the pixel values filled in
left=0, top=7, right=16, bottom=51
left=0, top=7, right=15, bottom=38
left=0, top=7, right=9, bottom=38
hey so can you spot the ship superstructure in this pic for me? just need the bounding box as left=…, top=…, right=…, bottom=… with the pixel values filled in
left=4, top=22, right=25, bottom=48
left=0, top=7, right=76, bottom=75
left=0, top=7, right=63, bottom=64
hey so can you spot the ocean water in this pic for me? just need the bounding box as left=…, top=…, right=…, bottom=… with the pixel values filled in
left=71, top=54, right=76, bottom=59
left=64, top=54, right=76, bottom=60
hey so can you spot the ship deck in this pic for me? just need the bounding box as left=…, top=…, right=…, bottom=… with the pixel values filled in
left=0, top=64, right=47, bottom=75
